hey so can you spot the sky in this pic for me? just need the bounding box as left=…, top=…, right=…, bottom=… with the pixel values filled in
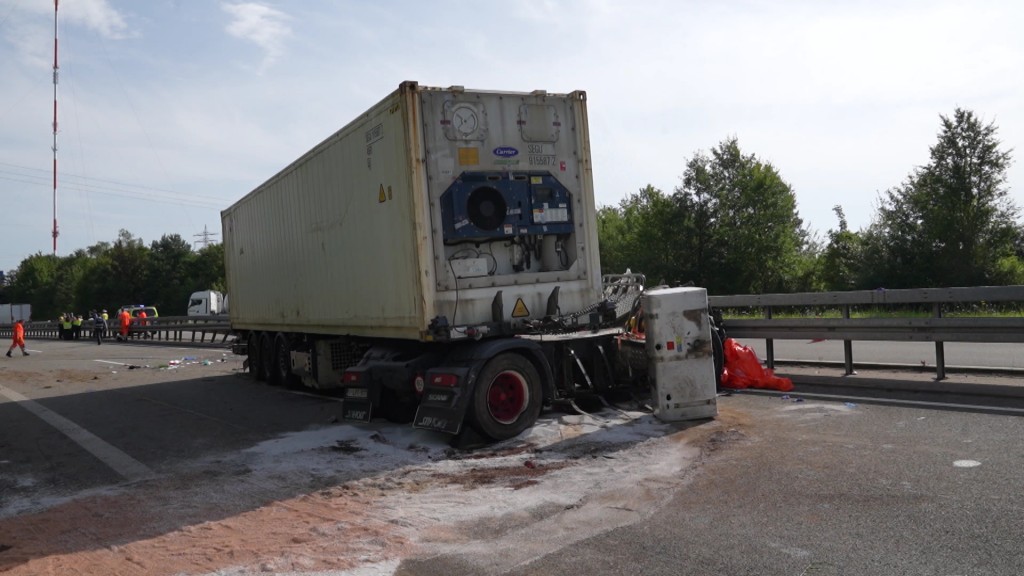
left=0, top=0, right=1021, bottom=275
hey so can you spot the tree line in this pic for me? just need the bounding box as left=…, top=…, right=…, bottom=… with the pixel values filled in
left=599, top=108, right=1021, bottom=295
left=1, top=107, right=1017, bottom=320
left=1, top=230, right=225, bottom=320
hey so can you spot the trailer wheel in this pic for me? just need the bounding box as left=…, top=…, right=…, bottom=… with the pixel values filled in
left=261, top=332, right=279, bottom=385
left=272, top=333, right=295, bottom=387
left=248, top=332, right=265, bottom=381
left=469, top=353, right=542, bottom=441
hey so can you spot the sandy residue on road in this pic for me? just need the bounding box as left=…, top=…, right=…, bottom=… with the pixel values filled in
left=0, top=365, right=747, bottom=576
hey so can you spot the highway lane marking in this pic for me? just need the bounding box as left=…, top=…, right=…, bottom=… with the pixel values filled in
left=0, top=383, right=154, bottom=482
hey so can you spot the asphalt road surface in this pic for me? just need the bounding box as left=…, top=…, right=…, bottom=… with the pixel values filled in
left=2, top=339, right=1022, bottom=575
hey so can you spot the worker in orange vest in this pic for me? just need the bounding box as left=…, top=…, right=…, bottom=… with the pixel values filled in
left=137, top=310, right=149, bottom=339
left=118, top=309, right=132, bottom=341
left=7, top=319, right=29, bottom=357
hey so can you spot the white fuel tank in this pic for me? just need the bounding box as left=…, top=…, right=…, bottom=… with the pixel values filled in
left=643, top=287, right=718, bottom=421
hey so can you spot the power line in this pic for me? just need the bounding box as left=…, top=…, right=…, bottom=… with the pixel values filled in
left=0, top=162, right=227, bottom=208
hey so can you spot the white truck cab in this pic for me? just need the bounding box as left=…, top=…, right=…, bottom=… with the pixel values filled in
left=188, top=290, right=227, bottom=316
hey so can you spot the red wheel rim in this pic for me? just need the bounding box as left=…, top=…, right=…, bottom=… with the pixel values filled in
left=487, top=370, right=528, bottom=424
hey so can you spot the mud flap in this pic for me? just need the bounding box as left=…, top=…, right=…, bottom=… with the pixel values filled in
left=341, top=398, right=373, bottom=422
left=341, top=387, right=373, bottom=422
left=412, top=404, right=462, bottom=435
left=413, top=365, right=474, bottom=435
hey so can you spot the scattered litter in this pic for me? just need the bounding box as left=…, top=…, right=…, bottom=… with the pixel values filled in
left=368, top=432, right=390, bottom=444
left=524, top=460, right=536, bottom=469
left=168, top=360, right=180, bottom=366
left=183, top=356, right=197, bottom=361
left=202, top=360, right=212, bottom=366
left=793, top=397, right=804, bottom=403
left=781, top=395, right=791, bottom=400
left=331, top=440, right=362, bottom=454
left=844, top=402, right=858, bottom=408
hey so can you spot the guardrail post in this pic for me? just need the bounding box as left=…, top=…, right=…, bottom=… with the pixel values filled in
left=934, top=303, right=947, bottom=380
left=843, top=304, right=855, bottom=375
left=764, top=306, right=775, bottom=369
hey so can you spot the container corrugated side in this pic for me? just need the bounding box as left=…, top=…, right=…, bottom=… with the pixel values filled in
left=222, top=83, right=433, bottom=339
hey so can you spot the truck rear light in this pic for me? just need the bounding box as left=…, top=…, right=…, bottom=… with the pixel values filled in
left=413, top=373, right=426, bottom=394
left=342, top=371, right=361, bottom=384
left=430, top=373, right=459, bottom=387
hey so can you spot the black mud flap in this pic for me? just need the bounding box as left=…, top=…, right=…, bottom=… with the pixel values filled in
left=413, top=363, right=477, bottom=435
left=412, top=404, right=463, bottom=435
left=341, top=397, right=373, bottom=423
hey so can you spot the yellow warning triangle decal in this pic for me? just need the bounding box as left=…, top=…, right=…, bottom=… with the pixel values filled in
left=511, top=298, right=530, bottom=318
left=378, top=184, right=387, bottom=203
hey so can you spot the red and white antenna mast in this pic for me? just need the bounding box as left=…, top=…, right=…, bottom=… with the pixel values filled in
left=51, top=0, right=60, bottom=254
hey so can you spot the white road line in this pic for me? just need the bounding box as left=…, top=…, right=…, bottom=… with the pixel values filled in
left=0, top=383, right=153, bottom=482
left=94, top=360, right=128, bottom=366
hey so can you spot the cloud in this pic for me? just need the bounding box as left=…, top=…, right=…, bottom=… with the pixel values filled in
left=63, top=0, right=131, bottom=39
left=221, top=2, right=291, bottom=72
left=1, top=0, right=131, bottom=67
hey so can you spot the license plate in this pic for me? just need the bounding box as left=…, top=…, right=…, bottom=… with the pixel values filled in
left=345, top=387, right=368, bottom=399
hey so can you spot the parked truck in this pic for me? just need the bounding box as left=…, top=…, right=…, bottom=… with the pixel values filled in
left=187, top=290, right=227, bottom=316
left=222, top=81, right=722, bottom=442
left=0, top=303, right=32, bottom=324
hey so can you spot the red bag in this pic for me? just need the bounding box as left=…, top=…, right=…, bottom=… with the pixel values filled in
left=720, top=338, right=794, bottom=392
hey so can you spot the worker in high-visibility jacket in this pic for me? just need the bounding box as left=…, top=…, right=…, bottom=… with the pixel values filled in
left=6, top=319, right=28, bottom=357
left=118, top=309, right=132, bottom=341
left=61, top=315, right=74, bottom=340
left=72, top=315, right=83, bottom=340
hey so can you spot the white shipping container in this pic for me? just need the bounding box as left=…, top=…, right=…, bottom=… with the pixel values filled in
left=223, top=81, right=602, bottom=340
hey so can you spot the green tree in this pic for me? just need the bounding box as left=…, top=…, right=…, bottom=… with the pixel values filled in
left=873, top=108, right=1017, bottom=287
left=820, top=206, right=863, bottom=290
left=7, top=253, right=60, bottom=319
left=676, top=138, right=806, bottom=294
left=147, top=234, right=194, bottom=315
left=189, top=242, right=227, bottom=294
left=106, top=229, right=151, bottom=306
left=597, top=186, right=689, bottom=286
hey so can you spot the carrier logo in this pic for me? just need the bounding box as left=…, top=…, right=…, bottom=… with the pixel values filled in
left=493, top=146, right=519, bottom=158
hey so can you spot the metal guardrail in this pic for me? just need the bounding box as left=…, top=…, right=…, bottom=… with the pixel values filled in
left=709, top=285, right=1024, bottom=380
left=0, top=315, right=233, bottom=345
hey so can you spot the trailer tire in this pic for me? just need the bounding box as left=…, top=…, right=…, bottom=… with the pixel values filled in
left=272, top=333, right=295, bottom=387
left=261, top=332, right=279, bottom=385
left=469, top=353, right=542, bottom=441
left=248, top=332, right=265, bottom=381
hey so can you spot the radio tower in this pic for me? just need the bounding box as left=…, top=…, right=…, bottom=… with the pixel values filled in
left=51, top=0, right=60, bottom=254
